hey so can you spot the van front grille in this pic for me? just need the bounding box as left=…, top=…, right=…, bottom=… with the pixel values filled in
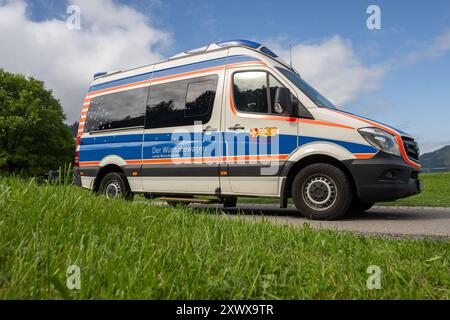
left=402, top=137, right=420, bottom=163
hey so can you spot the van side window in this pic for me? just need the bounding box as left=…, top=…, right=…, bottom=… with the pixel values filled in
left=146, top=75, right=218, bottom=129
left=233, top=71, right=268, bottom=114
left=84, top=87, right=148, bottom=132
left=185, top=79, right=217, bottom=119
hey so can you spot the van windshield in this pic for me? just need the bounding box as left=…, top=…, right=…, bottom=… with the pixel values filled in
left=276, top=67, right=338, bottom=110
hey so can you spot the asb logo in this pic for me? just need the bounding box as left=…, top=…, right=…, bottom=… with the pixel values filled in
left=249, top=127, right=278, bottom=138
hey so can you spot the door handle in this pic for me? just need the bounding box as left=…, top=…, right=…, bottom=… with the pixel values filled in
left=228, top=124, right=245, bottom=131
left=202, top=126, right=218, bottom=133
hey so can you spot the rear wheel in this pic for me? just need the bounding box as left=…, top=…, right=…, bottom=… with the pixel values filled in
left=167, top=201, right=190, bottom=207
left=99, top=172, right=133, bottom=200
left=222, top=197, right=237, bottom=208
left=292, top=163, right=352, bottom=220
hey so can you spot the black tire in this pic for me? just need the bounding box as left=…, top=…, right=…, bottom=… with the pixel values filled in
left=348, top=199, right=374, bottom=214
left=222, top=197, right=237, bottom=208
left=167, top=201, right=190, bottom=207
left=99, top=172, right=134, bottom=200
left=291, top=163, right=353, bottom=220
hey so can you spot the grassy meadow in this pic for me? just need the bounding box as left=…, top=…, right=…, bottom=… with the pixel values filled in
left=0, top=177, right=448, bottom=299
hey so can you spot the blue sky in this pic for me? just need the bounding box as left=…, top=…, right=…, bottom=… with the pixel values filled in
left=1, top=0, right=450, bottom=152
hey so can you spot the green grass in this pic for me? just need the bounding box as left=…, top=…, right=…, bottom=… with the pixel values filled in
left=0, top=177, right=449, bottom=299
left=238, top=173, right=450, bottom=207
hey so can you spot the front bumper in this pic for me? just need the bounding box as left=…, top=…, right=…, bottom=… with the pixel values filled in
left=343, top=152, right=421, bottom=203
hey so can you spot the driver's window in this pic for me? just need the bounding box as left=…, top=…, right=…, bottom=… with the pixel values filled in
left=233, top=71, right=268, bottom=114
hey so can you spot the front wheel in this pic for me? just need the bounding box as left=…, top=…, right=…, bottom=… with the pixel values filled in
left=99, top=172, right=134, bottom=200
left=291, top=163, right=353, bottom=220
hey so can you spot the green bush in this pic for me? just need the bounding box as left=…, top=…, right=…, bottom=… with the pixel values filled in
left=0, top=69, right=75, bottom=176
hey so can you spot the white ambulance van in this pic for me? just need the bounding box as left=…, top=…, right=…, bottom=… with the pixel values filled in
left=73, top=40, right=422, bottom=220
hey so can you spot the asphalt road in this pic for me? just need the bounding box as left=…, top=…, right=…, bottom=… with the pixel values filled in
left=187, top=204, right=450, bottom=239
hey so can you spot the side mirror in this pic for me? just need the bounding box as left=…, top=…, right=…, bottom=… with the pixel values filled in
left=274, top=87, right=293, bottom=115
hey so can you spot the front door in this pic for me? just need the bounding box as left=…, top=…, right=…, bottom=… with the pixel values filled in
left=221, top=67, right=298, bottom=196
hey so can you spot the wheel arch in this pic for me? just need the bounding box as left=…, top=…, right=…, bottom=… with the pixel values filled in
left=280, top=154, right=357, bottom=207
left=93, top=164, right=127, bottom=192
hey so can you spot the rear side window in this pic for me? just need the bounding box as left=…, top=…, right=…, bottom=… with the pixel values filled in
left=145, top=75, right=218, bottom=129
left=84, top=87, right=148, bottom=132
left=185, top=79, right=216, bottom=118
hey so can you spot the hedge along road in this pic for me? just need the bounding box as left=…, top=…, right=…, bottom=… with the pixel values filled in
left=158, top=203, right=450, bottom=239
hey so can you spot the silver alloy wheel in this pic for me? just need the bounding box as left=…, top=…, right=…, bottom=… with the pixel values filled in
left=105, top=180, right=122, bottom=199
left=302, top=175, right=337, bottom=211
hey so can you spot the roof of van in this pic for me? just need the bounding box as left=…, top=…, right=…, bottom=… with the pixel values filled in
left=92, top=39, right=289, bottom=81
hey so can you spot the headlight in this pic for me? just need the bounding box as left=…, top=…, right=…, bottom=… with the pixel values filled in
left=358, top=127, right=400, bottom=156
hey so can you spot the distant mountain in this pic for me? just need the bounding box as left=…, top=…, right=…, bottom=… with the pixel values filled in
left=420, top=145, right=450, bottom=169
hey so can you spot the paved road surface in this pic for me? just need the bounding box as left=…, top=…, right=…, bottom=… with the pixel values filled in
left=186, top=204, right=450, bottom=239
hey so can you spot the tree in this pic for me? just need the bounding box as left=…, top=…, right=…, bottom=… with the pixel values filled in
left=0, top=69, right=75, bottom=176
left=67, top=121, right=79, bottom=138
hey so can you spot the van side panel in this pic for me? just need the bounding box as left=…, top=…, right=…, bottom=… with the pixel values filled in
left=140, top=51, right=228, bottom=194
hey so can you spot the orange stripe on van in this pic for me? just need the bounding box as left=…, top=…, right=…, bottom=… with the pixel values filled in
left=79, top=161, right=100, bottom=166
left=224, top=154, right=289, bottom=162
left=298, top=118, right=354, bottom=130
left=127, top=154, right=289, bottom=165
left=125, top=160, right=143, bottom=165
left=88, top=78, right=152, bottom=97
left=329, top=109, right=398, bottom=136
left=329, top=110, right=421, bottom=169
left=228, top=80, right=354, bottom=129
left=226, top=61, right=267, bottom=69
left=86, top=61, right=264, bottom=98
left=354, top=153, right=377, bottom=159
left=148, top=65, right=225, bottom=85
left=396, top=136, right=421, bottom=169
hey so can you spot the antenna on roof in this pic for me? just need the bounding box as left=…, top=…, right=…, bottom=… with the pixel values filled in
left=289, top=44, right=293, bottom=68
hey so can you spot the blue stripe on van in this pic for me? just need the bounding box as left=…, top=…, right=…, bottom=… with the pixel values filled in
left=299, top=136, right=377, bottom=154
left=79, top=133, right=377, bottom=162
left=88, top=55, right=259, bottom=93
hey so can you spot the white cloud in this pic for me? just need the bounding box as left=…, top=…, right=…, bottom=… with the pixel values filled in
left=0, top=0, right=171, bottom=122
left=402, top=28, right=450, bottom=65
left=268, top=36, right=386, bottom=107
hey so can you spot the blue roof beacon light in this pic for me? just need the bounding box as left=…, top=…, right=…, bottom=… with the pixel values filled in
left=216, top=39, right=261, bottom=49
left=93, top=72, right=108, bottom=79
left=216, top=39, right=279, bottom=58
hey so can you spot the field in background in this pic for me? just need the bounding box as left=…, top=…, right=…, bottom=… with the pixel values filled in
left=380, top=173, right=450, bottom=207
left=239, top=173, right=450, bottom=207
left=0, top=177, right=448, bottom=299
